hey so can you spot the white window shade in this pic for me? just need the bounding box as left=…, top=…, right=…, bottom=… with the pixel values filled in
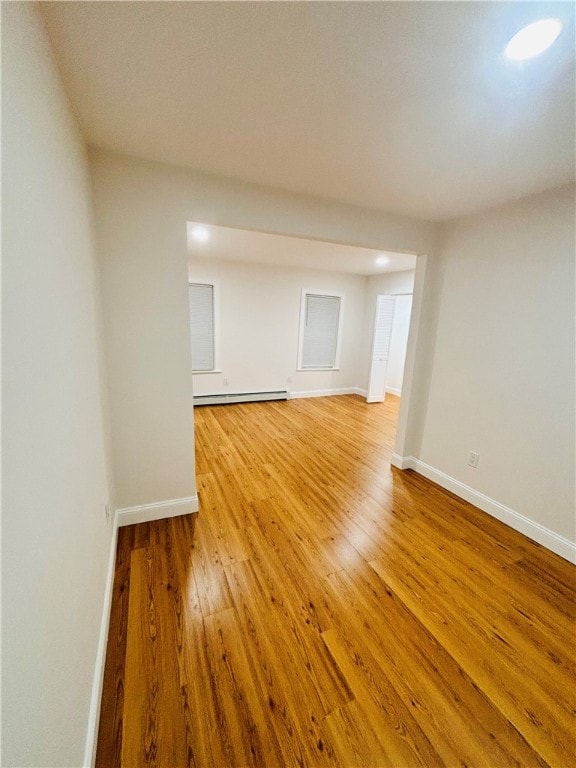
left=301, top=293, right=342, bottom=369
left=189, top=283, right=215, bottom=371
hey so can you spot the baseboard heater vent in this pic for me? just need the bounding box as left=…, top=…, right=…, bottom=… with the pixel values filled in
left=193, top=390, right=289, bottom=407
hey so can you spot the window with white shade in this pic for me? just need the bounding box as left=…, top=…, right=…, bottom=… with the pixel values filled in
left=298, top=290, right=344, bottom=370
left=189, top=282, right=219, bottom=372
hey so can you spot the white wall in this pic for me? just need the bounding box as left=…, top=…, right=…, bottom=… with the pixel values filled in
left=367, top=270, right=415, bottom=297
left=89, top=149, right=436, bottom=510
left=412, top=186, right=575, bottom=545
left=90, top=163, right=198, bottom=511
left=2, top=4, right=113, bottom=766
left=190, top=258, right=367, bottom=397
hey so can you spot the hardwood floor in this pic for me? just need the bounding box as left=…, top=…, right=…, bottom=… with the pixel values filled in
left=96, top=394, right=576, bottom=767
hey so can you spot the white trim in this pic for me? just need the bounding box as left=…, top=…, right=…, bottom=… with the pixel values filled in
left=192, top=369, right=222, bottom=375
left=385, top=386, right=402, bottom=397
left=83, top=517, right=119, bottom=767
left=391, top=452, right=412, bottom=470
left=194, top=391, right=288, bottom=406
left=116, top=495, right=199, bottom=527
left=297, top=288, right=345, bottom=370
left=212, top=280, right=221, bottom=371
left=353, top=387, right=368, bottom=397
left=392, top=456, right=576, bottom=563
left=296, top=367, right=341, bottom=372
left=289, top=387, right=358, bottom=400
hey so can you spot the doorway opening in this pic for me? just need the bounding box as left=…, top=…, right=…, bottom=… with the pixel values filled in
left=186, top=220, right=423, bottom=465
left=367, top=290, right=414, bottom=404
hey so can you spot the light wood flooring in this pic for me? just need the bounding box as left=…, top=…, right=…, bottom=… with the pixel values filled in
left=96, top=394, right=576, bottom=767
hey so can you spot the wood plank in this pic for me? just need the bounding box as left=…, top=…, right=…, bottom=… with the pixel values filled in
left=201, top=607, right=284, bottom=767
left=121, top=546, right=193, bottom=766
left=224, top=559, right=341, bottom=766
left=369, top=551, right=573, bottom=766
left=95, top=526, right=134, bottom=768
left=321, top=628, right=442, bottom=766
left=98, top=394, right=575, bottom=767
left=324, top=562, right=550, bottom=767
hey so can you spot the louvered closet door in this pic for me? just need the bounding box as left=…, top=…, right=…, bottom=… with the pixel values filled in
left=367, top=295, right=396, bottom=403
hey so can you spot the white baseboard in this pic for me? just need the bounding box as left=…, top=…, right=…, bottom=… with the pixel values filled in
left=391, top=452, right=412, bottom=470
left=116, top=494, right=199, bottom=526
left=289, top=387, right=396, bottom=401
left=83, top=517, right=119, bottom=767
left=289, top=388, right=358, bottom=400
left=392, top=456, right=576, bottom=564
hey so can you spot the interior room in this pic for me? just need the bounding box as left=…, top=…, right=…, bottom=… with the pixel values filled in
left=2, top=2, right=574, bottom=767
left=187, top=223, right=416, bottom=404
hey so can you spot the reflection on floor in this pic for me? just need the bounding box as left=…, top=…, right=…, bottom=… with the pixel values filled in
left=96, top=394, right=576, bottom=767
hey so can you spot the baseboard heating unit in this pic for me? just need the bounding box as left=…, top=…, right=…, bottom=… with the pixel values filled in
left=193, top=390, right=289, bottom=406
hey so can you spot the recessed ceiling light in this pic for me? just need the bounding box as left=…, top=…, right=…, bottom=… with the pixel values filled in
left=505, top=18, right=562, bottom=61
left=190, top=225, right=210, bottom=243
left=376, top=256, right=390, bottom=266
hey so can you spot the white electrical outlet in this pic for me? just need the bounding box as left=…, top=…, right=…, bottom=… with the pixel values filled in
left=287, top=376, right=293, bottom=384
left=468, top=451, right=480, bottom=468
left=223, top=378, right=229, bottom=386
left=105, top=503, right=110, bottom=520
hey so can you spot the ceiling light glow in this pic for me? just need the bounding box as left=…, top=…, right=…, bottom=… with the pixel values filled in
left=191, top=225, right=210, bottom=243
left=505, top=18, right=562, bottom=61
left=376, top=256, right=390, bottom=266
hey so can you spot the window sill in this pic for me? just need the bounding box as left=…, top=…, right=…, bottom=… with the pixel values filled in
left=296, top=367, right=340, bottom=372
left=192, top=369, right=222, bottom=375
